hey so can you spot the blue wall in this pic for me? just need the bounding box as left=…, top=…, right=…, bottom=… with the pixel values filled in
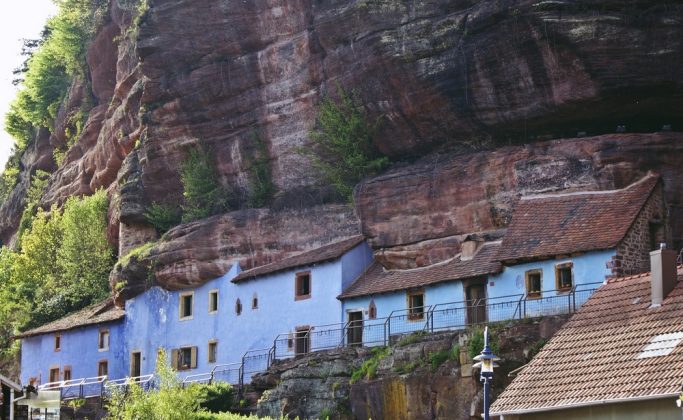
left=20, top=320, right=125, bottom=386
left=122, top=242, right=373, bottom=379
left=341, top=281, right=466, bottom=346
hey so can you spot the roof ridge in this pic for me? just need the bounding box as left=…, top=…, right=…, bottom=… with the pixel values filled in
left=520, top=172, right=659, bottom=201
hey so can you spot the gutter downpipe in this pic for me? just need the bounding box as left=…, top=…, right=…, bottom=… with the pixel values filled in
left=9, top=388, right=14, bottom=420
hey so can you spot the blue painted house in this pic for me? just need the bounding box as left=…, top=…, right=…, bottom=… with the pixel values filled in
left=123, top=264, right=241, bottom=379
left=229, top=235, right=372, bottom=360
left=487, top=173, right=668, bottom=311
left=17, top=299, right=126, bottom=386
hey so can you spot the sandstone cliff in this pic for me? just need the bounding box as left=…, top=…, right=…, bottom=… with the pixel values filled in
left=0, top=0, right=681, bottom=293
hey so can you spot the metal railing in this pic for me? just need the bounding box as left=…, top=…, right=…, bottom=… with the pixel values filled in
left=38, top=375, right=107, bottom=400
left=38, top=282, right=604, bottom=400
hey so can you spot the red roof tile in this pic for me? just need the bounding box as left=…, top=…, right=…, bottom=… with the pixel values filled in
left=490, top=267, right=683, bottom=415
left=339, top=242, right=502, bottom=299
left=15, top=298, right=124, bottom=339
left=496, top=174, right=660, bottom=263
left=232, top=235, right=366, bottom=283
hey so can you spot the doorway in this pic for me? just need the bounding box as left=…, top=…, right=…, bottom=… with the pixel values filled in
left=130, top=351, right=141, bottom=377
left=465, top=282, right=487, bottom=324
left=347, top=311, right=363, bottom=346
left=295, top=327, right=310, bottom=356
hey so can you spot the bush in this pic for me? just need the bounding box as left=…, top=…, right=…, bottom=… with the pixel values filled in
left=350, top=346, right=389, bottom=383
left=180, top=148, right=232, bottom=222
left=306, top=85, right=390, bottom=203
left=468, top=327, right=500, bottom=360
left=246, top=132, right=276, bottom=208
left=144, top=202, right=182, bottom=234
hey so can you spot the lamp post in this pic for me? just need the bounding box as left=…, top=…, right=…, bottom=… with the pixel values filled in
left=473, top=326, right=500, bottom=420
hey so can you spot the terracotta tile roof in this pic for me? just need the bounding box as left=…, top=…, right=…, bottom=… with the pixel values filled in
left=15, top=298, right=124, bottom=339
left=490, top=267, right=683, bottom=415
left=497, top=173, right=660, bottom=263
left=339, top=242, right=502, bottom=299
left=232, top=235, right=366, bottom=283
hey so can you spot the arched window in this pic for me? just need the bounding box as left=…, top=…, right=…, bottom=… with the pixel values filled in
left=235, top=298, right=242, bottom=316
left=368, top=299, right=377, bottom=319
left=252, top=293, right=258, bottom=309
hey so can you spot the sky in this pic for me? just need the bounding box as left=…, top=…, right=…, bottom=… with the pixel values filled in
left=0, top=1, right=59, bottom=169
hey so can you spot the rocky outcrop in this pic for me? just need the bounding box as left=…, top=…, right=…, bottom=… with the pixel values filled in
left=0, top=0, right=682, bottom=284
left=357, top=132, right=683, bottom=268
left=254, top=316, right=569, bottom=420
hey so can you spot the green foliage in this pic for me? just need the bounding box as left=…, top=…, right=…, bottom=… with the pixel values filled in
left=4, top=0, right=108, bottom=148
left=246, top=132, right=276, bottom=208
left=118, top=242, right=155, bottom=267
left=144, top=202, right=182, bottom=234
left=397, top=330, right=429, bottom=347
left=306, top=85, right=389, bottom=202
left=0, top=190, right=115, bottom=334
left=107, top=350, right=243, bottom=420
left=428, top=349, right=451, bottom=371
left=350, top=346, right=389, bottom=384
left=180, top=148, right=231, bottom=223
left=467, top=327, right=500, bottom=360
left=394, top=357, right=426, bottom=375
left=16, top=170, right=52, bottom=248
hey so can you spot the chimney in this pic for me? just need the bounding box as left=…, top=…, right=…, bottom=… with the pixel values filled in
left=650, top=244, right=678, bottom=307
left=461, top=237, right=483, bottom=261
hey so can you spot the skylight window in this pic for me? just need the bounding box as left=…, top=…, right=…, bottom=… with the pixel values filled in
left=636, top=331, right=683, bottom=359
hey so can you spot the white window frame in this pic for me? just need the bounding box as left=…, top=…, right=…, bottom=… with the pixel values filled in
left=98, top=329, right=110, bottom=352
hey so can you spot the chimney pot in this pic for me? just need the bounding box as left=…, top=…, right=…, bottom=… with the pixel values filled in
left=650, top=248, right=677, bottom=307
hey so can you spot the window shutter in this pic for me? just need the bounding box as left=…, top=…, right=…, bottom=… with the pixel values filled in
left=191, top=346, right=198, bottom=369
left=171, top=349, right=179, bottom=370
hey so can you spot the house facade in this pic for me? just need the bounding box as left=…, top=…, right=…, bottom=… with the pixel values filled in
left=487, top=173, right=668, bottom=305
left=17, top=299, right=126, bottom=386
left=490, top=248, right=683, bottom=420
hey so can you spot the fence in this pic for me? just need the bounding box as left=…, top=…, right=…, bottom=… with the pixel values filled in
left=38, top=282, right=602, bottom=400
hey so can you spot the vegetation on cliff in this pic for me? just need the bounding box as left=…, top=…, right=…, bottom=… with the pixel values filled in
left=1, top=0, right=108, bottom=202
left=0, top=190, right=114, bottom=366
left=305, top=86, right=389, bottom=202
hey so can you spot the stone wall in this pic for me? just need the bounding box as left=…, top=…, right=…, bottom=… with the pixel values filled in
left=613, top=182, right=670, bottom=276
left=254, top=316, right=569, bottom=420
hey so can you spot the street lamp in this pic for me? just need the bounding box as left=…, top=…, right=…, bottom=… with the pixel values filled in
left=473, top=326, right=501, bottom=420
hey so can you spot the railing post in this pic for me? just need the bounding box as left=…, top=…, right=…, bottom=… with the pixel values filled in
left=523, top=298, right=527, bottom=319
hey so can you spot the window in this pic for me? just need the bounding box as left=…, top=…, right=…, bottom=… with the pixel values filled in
left=179, top=292, right=194, bottom=320
left=252, top=293, right=258, bottom=309
left=63, top=366, right=72, bottom=382
left=295, top=272, right=311, bottom=300
left=555, top=263, right=573, bottom=291
left=130, top=351, right=141, bottom=377
left=407, top=290, right=425, bottom=321
left=235, top=298, right=242, bottom=316
left=526, top=270, right=542, bottom=298
left=99, top=329, right=110, bottom=351
left=208, top=341, right=217, bottom=363
left=208, top=290, right=218, bottom=314
left=98, top=360, right=108, bottom=377
left=49, top=368, right=60, bottom=383
left=172, top=346, right=197, bottom=370
left=368, top=300, right=377, bottom=320
left=54, top=333, right=61, bottom=352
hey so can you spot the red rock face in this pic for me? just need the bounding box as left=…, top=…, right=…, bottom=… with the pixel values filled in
left=0, top=0, right=682, bottom=285
left=357, top=133, right=683, bottom=267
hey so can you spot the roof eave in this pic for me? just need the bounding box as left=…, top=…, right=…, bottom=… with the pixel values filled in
left=491, top=392, right=679, bottom=416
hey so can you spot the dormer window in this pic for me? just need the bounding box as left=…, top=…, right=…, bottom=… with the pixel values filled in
left=295, top=272, right=311, bottom=300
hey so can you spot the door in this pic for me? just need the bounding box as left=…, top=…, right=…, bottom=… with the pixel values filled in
left=295, top=328, right=310, bottom=355
left=130, top=352, right=141, bottom=377
left=347, top=311, right=363, bottom=346
left=466, top=283, right=487, bottom=324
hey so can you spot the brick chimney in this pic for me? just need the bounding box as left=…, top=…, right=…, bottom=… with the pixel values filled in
left=649, top=244, right=678, bottom=307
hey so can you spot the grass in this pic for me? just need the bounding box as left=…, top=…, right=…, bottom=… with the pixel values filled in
left=350, top=346, right=389, bottom=384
